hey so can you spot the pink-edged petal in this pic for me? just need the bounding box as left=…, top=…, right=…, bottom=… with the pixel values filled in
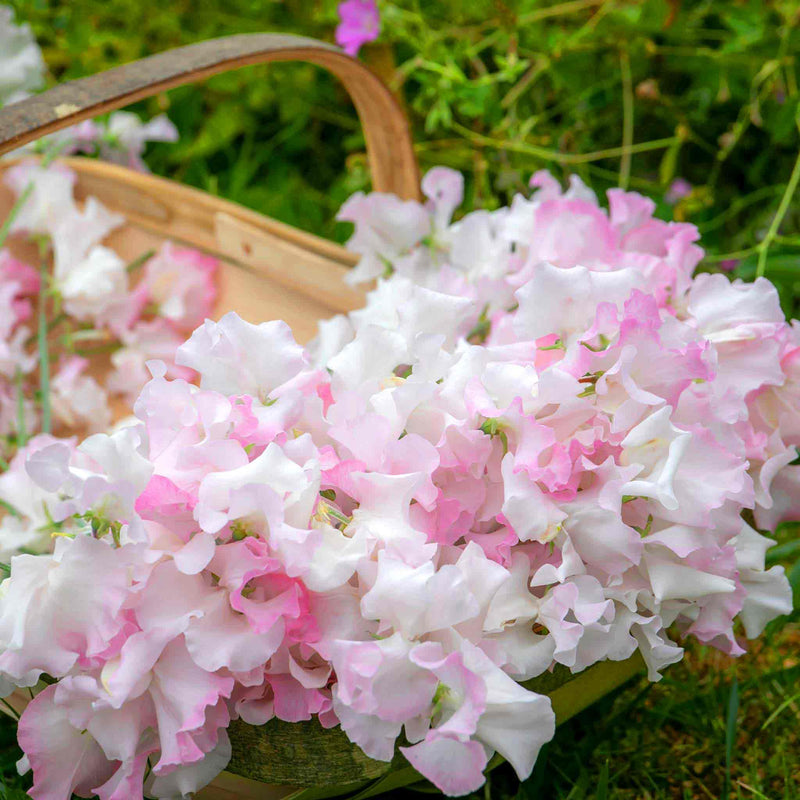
left=18, top=685, right=116, bottom=800
left=401, top=735, right=488, bottom=797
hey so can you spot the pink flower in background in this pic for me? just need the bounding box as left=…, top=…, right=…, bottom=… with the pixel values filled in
left=335, top=0, right=381, bottom=57
left=719, top=258, right=739, bottom=273
left=0, top=251, right=39, bottom=331
left=665, top=177, right=692, bottom=204
left=130, top=242, right=218, bottom=332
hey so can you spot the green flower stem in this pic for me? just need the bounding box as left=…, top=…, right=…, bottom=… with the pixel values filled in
left=0, top=139, right=67, bottom=251
left=0, top=698, right=19, bottom=721
left=38, top=257, right=52, bottom=435
left=73, top=343, right=121, bottom=357
left=14, top=367, right=27, bottom=449
left=125, top=248, right=156, bottom=273
left=0, top=499, right=21, bottom=518
left=756, top=142, right=800, bottom=278
left=698, top=186, right=783, bottom=234
left=0, top=183, right=33, bottom=251
left=618, top=47, right=634, bottom=191
left=703, top=246, right=761, bottom=263
left=518, top=0, right=603, bottom=24
left=450, top=122, right=680, bottom=166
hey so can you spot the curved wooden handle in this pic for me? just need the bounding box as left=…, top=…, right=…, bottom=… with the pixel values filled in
left=0, top=33, right=421, bottom=200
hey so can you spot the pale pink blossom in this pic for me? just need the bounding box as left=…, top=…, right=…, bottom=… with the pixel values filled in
left=130, top=242, right=217, bottom=331
left=665, top=177, right=692, bottom=204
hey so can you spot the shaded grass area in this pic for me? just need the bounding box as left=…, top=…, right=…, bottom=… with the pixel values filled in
left=506, top=623, right=799, bottom=800
left=0, top=713, right=26, bottom=800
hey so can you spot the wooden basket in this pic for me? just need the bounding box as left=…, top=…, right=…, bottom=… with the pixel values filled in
left=0, top=34, right=643, bottom=800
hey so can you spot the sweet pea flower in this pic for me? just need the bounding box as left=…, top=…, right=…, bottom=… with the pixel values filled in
left=130, top=242, right=217, bottom=331
left=100, top=111, right=179, bottom=173
left=50, top=356, right=112, bottom=434
left=335, top=0, right=381, bottom=57
left=3, top=160, right=77, bottom=236
left=0, top=7, right=45, bottom=105
left=665, top=177, right=692, bottom=204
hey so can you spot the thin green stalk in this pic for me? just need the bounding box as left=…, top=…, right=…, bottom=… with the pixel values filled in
left=14, top=367, right=27, bottom=448
left=450, top=122, right=679, bottom=165
left=0, top=182, right=33, bottom=251
left=518, top=0, right=603, bottom=24
left=38, top=259, right=52, bottom=435
left=760, top=690, right=800, bottom=730
left=619, top=47, right=634, bottom=190
left=698, top=186, right=783, bottom=234
left=756, top=144, right=800, bottom=278
left=125, top=249, right=156, bottom=273
left=74, top=343, right=120, bottom=357
left=704, top=245, right=761, bottom=263
left=501, top=57, right=549, bottom=109
left=0, top=139, right=68, bottom=251
left=0, top=499, right=21, bottom=517
left=0, top=697, right=19, bottom=721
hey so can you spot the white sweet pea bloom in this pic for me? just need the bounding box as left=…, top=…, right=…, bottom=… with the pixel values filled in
left=58, top=246, right=126, bottom=318
left=0, top=7, right=45, bottom=105
left=101, top=111, right=179, bottom=171
left=3, top=161, right=77, bottom=236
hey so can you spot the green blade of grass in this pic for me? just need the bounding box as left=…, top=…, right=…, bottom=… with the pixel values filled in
left=596, top=760, right=609, bottom=800
left=760, top=690, right=800, bottom=731
left=723, top=676, right=739, bottom=800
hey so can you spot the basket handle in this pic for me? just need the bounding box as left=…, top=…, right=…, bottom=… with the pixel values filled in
left=0, top=33, right=421, bottom=200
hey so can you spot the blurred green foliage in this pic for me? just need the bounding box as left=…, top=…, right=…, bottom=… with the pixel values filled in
left=9, top=0, right=800, bottom=313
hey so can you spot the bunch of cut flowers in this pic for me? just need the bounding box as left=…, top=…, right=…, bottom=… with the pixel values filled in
left=0, top=167, right=794, bottom=800
left=0, top=158, right=218, bottom=561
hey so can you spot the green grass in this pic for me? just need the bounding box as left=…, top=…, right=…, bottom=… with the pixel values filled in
left=505, top=624, right=799, bottom=800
